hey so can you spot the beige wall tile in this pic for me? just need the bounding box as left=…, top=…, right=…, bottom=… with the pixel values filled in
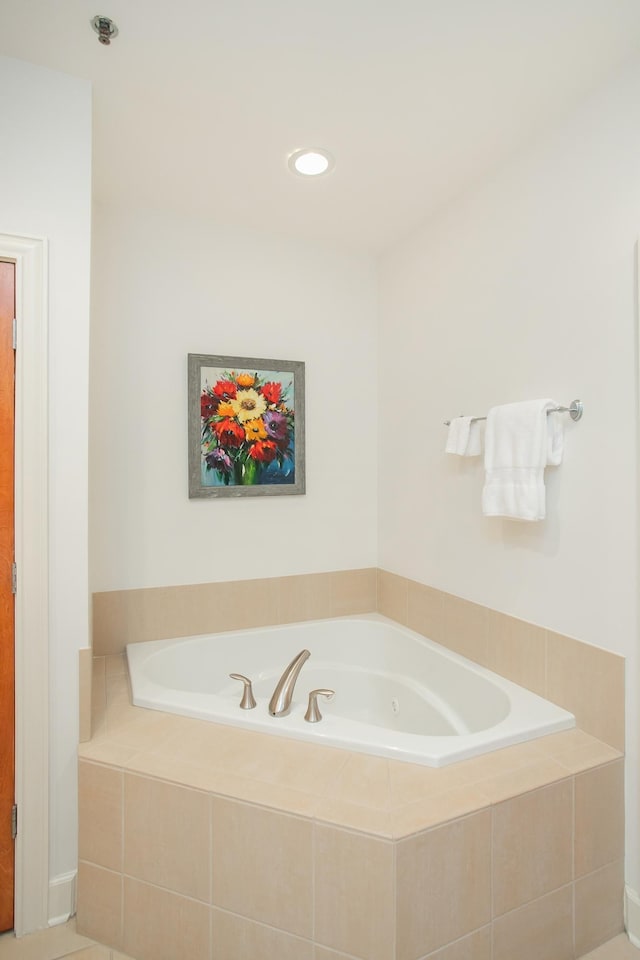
left=124, top=774, right=210, bottom=901
left=547, top=630, right=625, bottom=750
left=92, top=657, right=106, bottom=733
left=396, top=811, right=491, bottom=960
left=442, top=594, right=489, bottom=665
left=407, top=580, right=445, bottom=644
left=330, top=568, right=377, bottom=616
left=485, top=610, right=546, bottom=696
left=314, top=824, right=394, bottom=960
left=377, top=569, right=409, bottom=624
left=493, top=885, right=573, bottom=960
left=66, top=949, right=111, bottom=960
left=219, top=577, right=281, bottom=631
left=575, top=760, right=625, bottom=877
left=575, top=859, right=625, bottom=957
left=92, top=587, right=158, bottom=655
left=212, top=797, right=313, bottom=937
left=122, top=877, right=210, bottom=960
left=94, top=572, right=378, bottom=655
left=78, top=761, right=123, bottom=872
left=76, top=861, right=123, bottom=950
left=276, top=573, right=333, bottom=623
left=492, top=779, right=573, bottom=916
left=424, top=926, right=491, bottom=960
left=105, top=653, right=127, bottom=676
left=93, top=578, right=281, bottom=655
left=314, top=948, right=359, bottom=960
left=212, top=909, right=314, bottom=960
left=79, top=648, right=92, bottom=743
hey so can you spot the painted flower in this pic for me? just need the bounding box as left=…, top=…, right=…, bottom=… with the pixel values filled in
left=216, top=400, right=236, bottom=418
left=263, top=410, right=288, bottom=442
left=205, top=448, right=232, bottom=473
left=231, top=388, right=267, bottom=423
left=248, top=440, right=278, bottom=462
left=213, top=379, right=237, bottom=401
left=261, top=381, right=282, bottom=405
left=236, top=372, right=255, bottom=388
left=201, top=393, right=217, bottom=419
left=244, top=418, right=267, bottom=442
left=213, top=418, right=245, bottom=448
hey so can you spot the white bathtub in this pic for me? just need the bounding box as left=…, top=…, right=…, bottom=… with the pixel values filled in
left=126, top=614, right=575, bottom=767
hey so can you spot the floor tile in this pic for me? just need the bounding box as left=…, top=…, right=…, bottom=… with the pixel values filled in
left=0, top=920, right=97, bottom=959
left=579, top=933, right=640, bottom=958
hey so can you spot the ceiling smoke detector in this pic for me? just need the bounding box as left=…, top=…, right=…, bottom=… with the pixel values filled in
left=91, top=15, right=119, bottom=45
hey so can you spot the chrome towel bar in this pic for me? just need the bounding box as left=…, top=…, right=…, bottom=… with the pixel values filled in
left=444, top=399, right=583, bottom=426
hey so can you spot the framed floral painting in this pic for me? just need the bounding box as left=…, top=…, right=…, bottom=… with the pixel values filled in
left=188, top=354, right=305, bottom=498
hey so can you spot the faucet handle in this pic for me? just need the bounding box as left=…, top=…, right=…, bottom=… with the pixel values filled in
left=304, top=688, right=335, bottom=723
left=229, top=673, right=257, bottom=710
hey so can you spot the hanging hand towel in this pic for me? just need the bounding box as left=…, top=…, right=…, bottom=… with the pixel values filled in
left=445, top=417, right=482, bottom=456
left=482, top=399, right=564, bottom=521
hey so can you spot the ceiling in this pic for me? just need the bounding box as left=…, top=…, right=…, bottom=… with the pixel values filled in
left=3, top=0, right=640, bottom=253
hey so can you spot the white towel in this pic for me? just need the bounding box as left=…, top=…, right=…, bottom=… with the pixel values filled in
left=446, top=417, right=482, bottom=456
left=482, top=400, right=564, bottom=521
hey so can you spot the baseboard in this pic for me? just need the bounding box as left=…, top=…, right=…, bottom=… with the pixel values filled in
left=48, top=871, right=76, bottom=927
left=625, top=885, right=640, bottom=947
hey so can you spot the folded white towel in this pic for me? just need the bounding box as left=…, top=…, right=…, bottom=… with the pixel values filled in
left=446, top=417, right=482, bottom=456
left=482, top=400, right=564, bottom=521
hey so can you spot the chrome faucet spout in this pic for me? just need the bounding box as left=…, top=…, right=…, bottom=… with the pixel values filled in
left=268, top=649, right=311, bottom=717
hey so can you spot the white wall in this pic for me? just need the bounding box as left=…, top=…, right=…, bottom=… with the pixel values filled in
left=378, top=60, right=640, bottom=890
left=0, top=58, right=91, bottom=909
left=89, top=207, right=378, bottom=592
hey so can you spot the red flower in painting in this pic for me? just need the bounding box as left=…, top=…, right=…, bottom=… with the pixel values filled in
left=213, top=379, right=237, bottom=401
left=260, top=381, right=282, bottom=405
left=248, top=440, right=278, bottom=462
left=201, top=393, right=217, bottom=419
left=214, top=418, right=245, bottom=448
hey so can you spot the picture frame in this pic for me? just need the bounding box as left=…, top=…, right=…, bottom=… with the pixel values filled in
left=188, top=353, right=306, bottom=498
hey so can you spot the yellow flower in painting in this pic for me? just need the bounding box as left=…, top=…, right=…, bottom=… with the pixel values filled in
left=217, top=401, right=236, bottom=418
left=236, top=372, right=255, bottom=388
left=244, top=418, right=267, bottom=442
left=231, top=388, right=267, bottom=423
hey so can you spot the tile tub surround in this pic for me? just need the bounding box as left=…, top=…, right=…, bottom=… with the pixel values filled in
left=91, top=568, right=378, bottom=657
left=78, top=659, right=625, bottom=960
left=88, top=568, right=624, bottom=752
left=377, top=570, right=625, bottom=752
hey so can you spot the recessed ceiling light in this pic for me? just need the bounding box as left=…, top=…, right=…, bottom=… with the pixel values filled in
left=288, top=148, right=335, bottom=177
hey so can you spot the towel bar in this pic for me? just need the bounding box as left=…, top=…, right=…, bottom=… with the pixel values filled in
left=444, top=399, right=583, bottom=426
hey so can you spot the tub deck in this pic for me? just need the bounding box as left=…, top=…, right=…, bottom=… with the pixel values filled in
left=83, top=652, right=620, bottom=838
left=77, top=653, right=625, bottom=960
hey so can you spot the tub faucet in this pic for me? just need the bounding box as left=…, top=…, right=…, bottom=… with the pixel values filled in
left=268, top=649, right=311, bottom=717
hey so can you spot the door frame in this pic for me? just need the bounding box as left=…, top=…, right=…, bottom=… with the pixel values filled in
left=0, top=233, right=49, bottom=935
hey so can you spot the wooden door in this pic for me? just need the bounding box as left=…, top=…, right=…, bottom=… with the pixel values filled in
left=0, top=260, right=15, bottom=932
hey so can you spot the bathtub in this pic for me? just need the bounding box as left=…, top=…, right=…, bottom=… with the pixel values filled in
left=126, top=614, right=575, bottom=767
